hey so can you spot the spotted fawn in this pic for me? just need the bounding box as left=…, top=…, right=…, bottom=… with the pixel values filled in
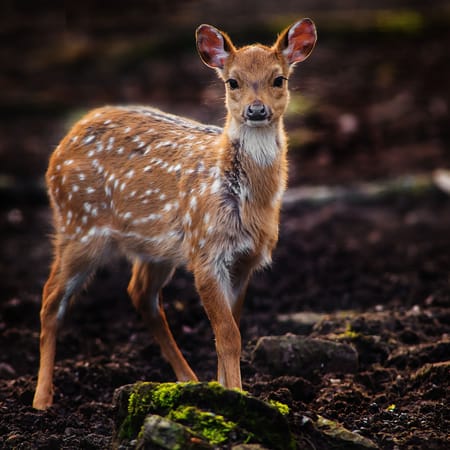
left=33, top=19, right=317, bottom=409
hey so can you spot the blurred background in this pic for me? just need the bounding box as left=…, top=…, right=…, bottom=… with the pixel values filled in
left=1, top=0, right=449, bottom=191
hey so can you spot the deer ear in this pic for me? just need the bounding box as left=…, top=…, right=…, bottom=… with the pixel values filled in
left=275, top=18, right=317, bottom=65
left=196, top=24, right=235, bottom=69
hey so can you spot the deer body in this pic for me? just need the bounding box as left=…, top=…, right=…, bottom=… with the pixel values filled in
left=33, top=20, right=316, bottom=409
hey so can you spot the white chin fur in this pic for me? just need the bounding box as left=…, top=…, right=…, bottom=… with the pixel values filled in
left=245, top=119, right=271, bottom=128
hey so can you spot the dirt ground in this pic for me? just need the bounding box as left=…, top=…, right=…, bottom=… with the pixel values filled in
left=1, top=2, right=449, bottom=449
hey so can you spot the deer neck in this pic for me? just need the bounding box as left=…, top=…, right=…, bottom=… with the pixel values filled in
left=226, top=117, right=285, bottom=168
left=224, top=117, right=287, bottom=208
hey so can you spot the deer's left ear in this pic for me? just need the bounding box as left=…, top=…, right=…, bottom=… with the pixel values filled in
left=274, top=18, right=317, bottom=65
left=196, top=24, right=235, bottom=70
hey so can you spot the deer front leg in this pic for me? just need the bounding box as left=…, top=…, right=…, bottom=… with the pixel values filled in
left=194, top=265, right=242, bottom=389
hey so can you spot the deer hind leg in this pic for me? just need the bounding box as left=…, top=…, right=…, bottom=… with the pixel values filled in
left=33, top=238, right=99, bottom=410
left=127, top=260, right=198, bottom=382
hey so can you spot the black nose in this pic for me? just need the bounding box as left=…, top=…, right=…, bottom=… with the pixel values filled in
left=245, top=102, right=268, bottom=121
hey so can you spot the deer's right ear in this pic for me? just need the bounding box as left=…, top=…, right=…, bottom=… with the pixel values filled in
left=196, top=24, right=234, bottom=70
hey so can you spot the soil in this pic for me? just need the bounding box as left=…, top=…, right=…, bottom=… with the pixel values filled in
left=1, top=2, right=449, bottom=449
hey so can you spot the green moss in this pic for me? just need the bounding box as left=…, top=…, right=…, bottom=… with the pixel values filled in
left=337, top=323, right=362, bottom=340
left=268, top=400, right=290, bottom=416
left=117, top=382, right=296, bottom=450
left=151, top=382, right=187, bottom=410
left=169, top=405, right=238, bottom=445
left=120, top=382, right=193, bottom=440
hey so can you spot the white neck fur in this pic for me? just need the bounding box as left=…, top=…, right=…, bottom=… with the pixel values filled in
left=227, top=119, right=282, bottom=167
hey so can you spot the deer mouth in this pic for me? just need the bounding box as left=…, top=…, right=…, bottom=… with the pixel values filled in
left=244, top=117, right=272, bottom=127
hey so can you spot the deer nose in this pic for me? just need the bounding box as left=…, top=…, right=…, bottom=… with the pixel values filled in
left=245, top=101, right=268, bottom=121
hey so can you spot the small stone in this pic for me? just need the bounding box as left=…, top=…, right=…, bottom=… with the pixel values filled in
left=251, top=334, right=358, bottom=378
left=314, top=415, right=378, bottom=449
left=136, top=414, right=211, bottom=450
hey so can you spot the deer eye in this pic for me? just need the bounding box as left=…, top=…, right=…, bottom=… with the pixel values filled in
left=226, top=79, right=239, bottom=90
left=273, top=76, right=287, bottom=88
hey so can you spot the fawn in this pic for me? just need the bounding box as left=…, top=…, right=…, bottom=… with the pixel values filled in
left=33, top=19, right=317, bottom=409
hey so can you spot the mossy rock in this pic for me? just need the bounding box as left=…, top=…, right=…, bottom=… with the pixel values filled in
left=113, top=381, right=295, bottom=450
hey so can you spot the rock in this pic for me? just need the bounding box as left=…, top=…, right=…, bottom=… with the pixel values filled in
left=251, top=334, right=358, bottom=378
left=113, top=381, right=295, bottom=450
left=314, top=415, right=378, bottom=449
left=136, top=414, right=211, bottom=450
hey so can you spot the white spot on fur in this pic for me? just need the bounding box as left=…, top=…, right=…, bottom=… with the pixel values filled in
left=209, top=166, right=221, bottom=178
left=107, top=137, right=115, bottom=150
left=183, top=212, right=192, bottom=227
left=210, top=179, right=221, bottom=194
left=84, top=135, right=95, bottom=144
left=155, top=141, right=172, bottom=149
